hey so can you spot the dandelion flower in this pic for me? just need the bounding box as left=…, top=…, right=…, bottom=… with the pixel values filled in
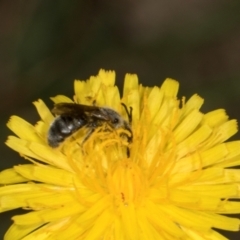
left=1, top=69, right=240, bottom=240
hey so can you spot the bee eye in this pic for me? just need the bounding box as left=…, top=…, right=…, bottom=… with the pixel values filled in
left=112, top=118, right=119, bottom=124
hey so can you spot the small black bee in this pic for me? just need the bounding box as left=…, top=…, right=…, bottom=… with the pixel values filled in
left=47, top=102, right=132, bottom=149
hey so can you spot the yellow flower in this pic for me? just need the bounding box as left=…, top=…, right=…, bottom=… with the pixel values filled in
left=1, top=69, right=240, bottom=240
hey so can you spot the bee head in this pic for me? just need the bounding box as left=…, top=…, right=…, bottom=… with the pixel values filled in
left=100, top=108, right=125, bottom=128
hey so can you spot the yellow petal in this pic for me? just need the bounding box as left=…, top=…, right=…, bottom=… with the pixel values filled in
left=173, top=109, right=203, bottom=143
left=123, top=73, right=140, bottom=122
left=137, top=209, right=165, bottom=240
left=102, top=86, right=120, bottom=109
left=1, top=190, right=53, bottom=212
left=50, top=95, right=73, bottom=103
left=217, top=201, right=240, bottom=214
left=202, top=109, right=229, bottom=128
left=173, top=143, right=229, bottom=173
left=33, top=99, right=53, bottom=125
left=76, top=195, right=110, bottom=224
left=160, top=78, right=179, bottom=98
left=0, top=168, right=28, bottom=184
left=98, top=69, right=116, bottom=86
left=182, top=227, right=228, bottom=240
left=14, top=165, right=77, bottom=187
left=147, top=87, right=163, bottom=120
left=145, top=200, right=187, bottom=238
left=12, top=202, right=85, bottom=225
left=29, top=142, right=73, bottom=172
left=6, top=136, right=47, bottom=164
left=84, top=209, right=113, bottom=240
left=7, top=116, right=44, bottom=143
left=179, top=184, right=239, bottom=198
left=175, top=124, right=213, bottom=158
left=123, top=73, right=139, bottom=96
left=4, top=223, right=44, bottom=240
left=218, top=119, right=238, bottom=142
left=120, top=203, right=139, bottom=239
left=159, top=204, right=240, bottom=231
left=182, top=94, right=204, bottom=116
left=74, top=80, right=86, bottom=104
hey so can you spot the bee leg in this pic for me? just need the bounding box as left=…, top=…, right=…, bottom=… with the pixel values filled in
left=118, top=130, right=132, bottom=158
left=125, top=134, right=132, bottom=158
left=121, top=103, right=133, bottom=158
left=126, top=147, right=130, bottom=158
left=81, top=128, right=96, bottom=146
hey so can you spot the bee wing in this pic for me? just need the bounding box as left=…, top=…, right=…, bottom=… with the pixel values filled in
left=52, top=103, right=99, bottom=117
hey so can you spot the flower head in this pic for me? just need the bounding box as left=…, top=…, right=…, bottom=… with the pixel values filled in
left=1, top=69, right=240, bottom=239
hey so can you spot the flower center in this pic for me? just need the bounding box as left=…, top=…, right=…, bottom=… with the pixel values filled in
left=107, top=160, right=147, bottom=208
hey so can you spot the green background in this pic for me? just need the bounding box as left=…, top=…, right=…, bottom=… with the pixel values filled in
left=1, top=0, right=240, bottom=238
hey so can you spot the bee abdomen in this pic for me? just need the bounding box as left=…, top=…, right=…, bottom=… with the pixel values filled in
left=48, top=116, right=86, bottom=147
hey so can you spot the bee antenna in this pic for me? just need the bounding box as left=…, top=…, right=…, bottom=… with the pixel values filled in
left=121, top=103, right=132, bottom=124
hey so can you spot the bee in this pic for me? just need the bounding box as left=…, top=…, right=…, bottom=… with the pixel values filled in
left=47, top=102, right=132, bottom=150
